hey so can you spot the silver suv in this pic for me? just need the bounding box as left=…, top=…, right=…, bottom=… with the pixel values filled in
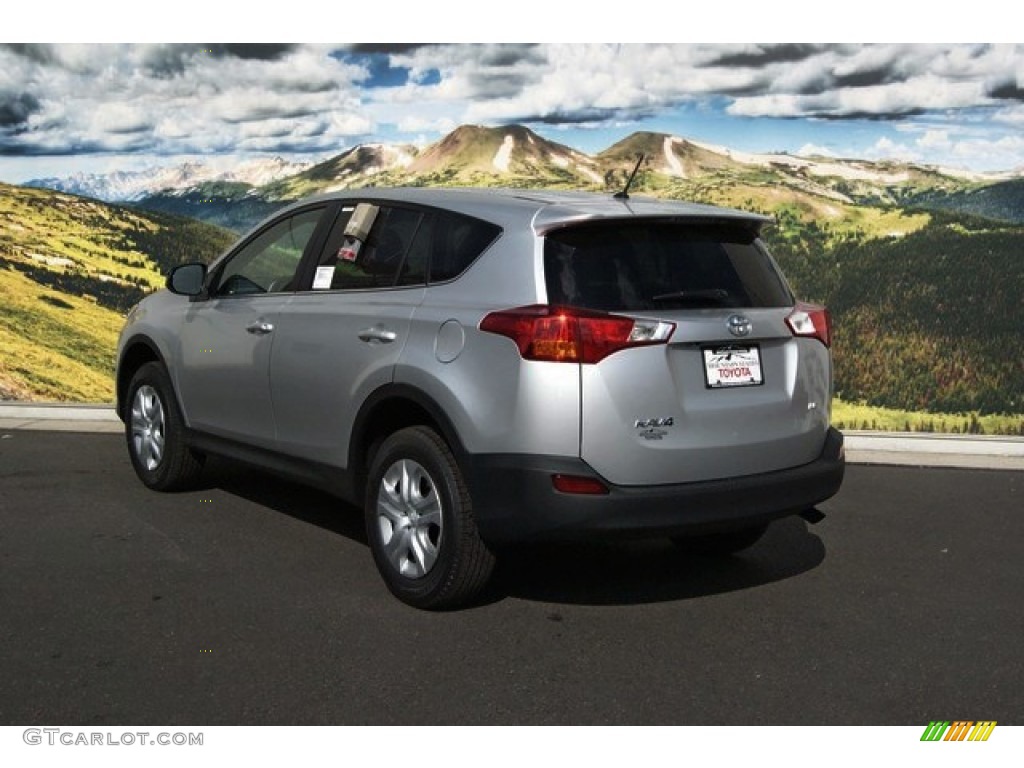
left=116, top=188, right=844, bottom=608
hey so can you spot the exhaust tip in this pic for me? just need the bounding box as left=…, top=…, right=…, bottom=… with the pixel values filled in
left=799, top=507, right=826, bottom=525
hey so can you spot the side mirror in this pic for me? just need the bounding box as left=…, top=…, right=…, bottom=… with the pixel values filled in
left=167, top=263, right=207, bottom=297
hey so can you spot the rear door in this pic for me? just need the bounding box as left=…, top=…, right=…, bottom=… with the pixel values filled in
left=269, top=202, right=428, bottom=466
left=545, top=220, right=832, bottom=486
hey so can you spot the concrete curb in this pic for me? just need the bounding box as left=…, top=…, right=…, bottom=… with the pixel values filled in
left=0, top=403, right=122, bottom=433
left=2, top=403, right=1023, bottom=470
left=843, top=431, right=1024, bottom=471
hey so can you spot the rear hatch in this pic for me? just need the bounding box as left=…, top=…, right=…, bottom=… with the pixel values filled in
left=544, top=218, right=832, bottom=486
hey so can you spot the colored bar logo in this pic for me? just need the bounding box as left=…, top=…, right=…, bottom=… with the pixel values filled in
left=921, top=721, right=996, bottom=741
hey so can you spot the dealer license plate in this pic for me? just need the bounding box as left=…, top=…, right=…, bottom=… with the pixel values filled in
left=702, top=345, right=763, bottom=388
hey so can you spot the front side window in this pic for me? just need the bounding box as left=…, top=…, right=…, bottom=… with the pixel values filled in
left=544, top=221, right=793, bottom=312
left=214, top=207, right=324, bottom=296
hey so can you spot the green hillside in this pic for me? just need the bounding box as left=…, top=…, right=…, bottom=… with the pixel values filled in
left=820, top=216, right=1023, bottom=415
left=655, top=175, right=1023, bottom=420
left=906, top=179, right=1024, bottom=224
left=0, top=183, right=234, bottom=401
left=133, top=181, right=284, bottom=233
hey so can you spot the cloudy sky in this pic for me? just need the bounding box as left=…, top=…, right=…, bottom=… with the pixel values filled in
left=2, top=42, right=1024, bottom=182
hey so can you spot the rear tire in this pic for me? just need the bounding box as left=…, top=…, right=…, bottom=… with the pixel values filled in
left=669, top=523, right=768, bottom=556
left=365, top=426, right=495, bottom=610
left=125, top=362, right=204, bottom=491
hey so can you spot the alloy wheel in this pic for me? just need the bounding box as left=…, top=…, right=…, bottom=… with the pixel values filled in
left=375, top=458, right=444, bottom=579
left=130, top=384, right=166, bottom=471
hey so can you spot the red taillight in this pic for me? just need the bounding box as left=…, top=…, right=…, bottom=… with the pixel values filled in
left=785, top=302, right=832, bottom=347
left=479, top=305, right=674, bottom=364
left=551, top=474, right=609, bottom=495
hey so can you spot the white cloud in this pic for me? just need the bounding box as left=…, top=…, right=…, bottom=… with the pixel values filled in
left=864, top=136, right=920, bottom=162
left=858, top=129, right=1024, bottom=172
left=729, top=76, right=987, bottom=118
left=948, top=134, right=1024, bottom=170
left=797, top=143, right=836, bottom=157
left=992, top=105, right=1024, bottom=125
left=917, top=130, right=951, bottom=150
left=395, top=115, right=457, bottom=134
left=0, top=44, right=373, bottom=157
left=4, top=43, right=1024, bottom=173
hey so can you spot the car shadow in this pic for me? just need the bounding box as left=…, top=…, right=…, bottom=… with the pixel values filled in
left=487, top=517, right=826, bottom=606
left=198, top=457, right=826, bottom=608
left=199, top=457, right=367, bottom=544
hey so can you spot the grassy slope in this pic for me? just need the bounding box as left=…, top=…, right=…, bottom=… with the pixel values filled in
left=134, top=181, right=284, bottom=233
left=0, top=266, right=118, bottom=400
left=832, top=398, right=1024, bottom=436
left=0, top=183, right=234, bottom=401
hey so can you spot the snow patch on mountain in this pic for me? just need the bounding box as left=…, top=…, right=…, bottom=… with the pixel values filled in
left=30, top=253, right=76, bottom=268
left=363, top=144, right=415, bottom=170
left=687, top=138, right=953, bottom=184
left=663, top=137, right=685, bottom=177
left=391, top=148, right=416, bottom=168
left=493, top=135, right=514, bottom=173
left=686, top=138, right=808, bottom=169
left=932, top=165, right=1004, bottom=182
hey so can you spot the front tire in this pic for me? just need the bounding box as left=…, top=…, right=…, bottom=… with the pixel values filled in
left=365, top=426, right=495, bottom=610
left=125, top=362, right=204, bottom=491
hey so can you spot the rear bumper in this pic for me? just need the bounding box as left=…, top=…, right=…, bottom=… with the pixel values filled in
left=463, top=427, right=845, bottom=545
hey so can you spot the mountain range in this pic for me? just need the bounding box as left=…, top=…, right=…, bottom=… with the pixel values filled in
left=27, top=124, right=1024, bottom=234
left=27, top=156, right=313, bottom=203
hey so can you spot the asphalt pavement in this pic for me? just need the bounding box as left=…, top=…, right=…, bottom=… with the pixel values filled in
left=0, top=430, right=1021, bottom=724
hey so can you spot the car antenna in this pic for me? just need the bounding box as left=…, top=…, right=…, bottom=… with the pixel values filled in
left=614, top=153, right=645, bottom=200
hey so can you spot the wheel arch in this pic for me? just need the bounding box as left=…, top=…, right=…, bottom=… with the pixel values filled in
left=117, top=335, right=170, bottom=421
left=349, top=384, right=468, bottom=501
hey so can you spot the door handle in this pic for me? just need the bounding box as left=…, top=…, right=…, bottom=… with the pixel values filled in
left=246, top=320, right=275, bottom=335
left=358, top=326, right=397, bottom=344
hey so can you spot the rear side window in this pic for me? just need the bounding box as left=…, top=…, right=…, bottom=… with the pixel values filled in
left=544, top=222, right=793, bottom=311
left=317, top=206, right=424, bottom=290
left=312, top=204, right=499, bottom=290
left=429, top=211, right=501, bottom=283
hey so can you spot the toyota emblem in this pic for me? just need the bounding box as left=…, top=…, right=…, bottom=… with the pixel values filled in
left=727, top=314, right=752, bottom=337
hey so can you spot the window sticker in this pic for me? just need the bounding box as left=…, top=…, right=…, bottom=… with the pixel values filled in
left=313, top=265, right=335, bottom=289
left=339, top=237, right=361, bottom=262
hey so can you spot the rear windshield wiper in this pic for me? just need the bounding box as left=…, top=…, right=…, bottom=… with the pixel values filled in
left=651, top=288, right=732, bottom=305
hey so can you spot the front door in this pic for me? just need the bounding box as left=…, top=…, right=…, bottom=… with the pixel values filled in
left=176, top=206, right=328, bottom=447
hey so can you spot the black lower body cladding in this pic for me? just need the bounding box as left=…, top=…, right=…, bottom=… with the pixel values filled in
left=463, top=427, right=845, bottom=545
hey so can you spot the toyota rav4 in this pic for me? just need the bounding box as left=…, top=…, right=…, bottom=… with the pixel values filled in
left=116, top=188, right=845, bottom=609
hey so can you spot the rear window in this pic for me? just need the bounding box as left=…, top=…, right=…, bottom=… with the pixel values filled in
left=544, top=222, right=793, bottom=311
